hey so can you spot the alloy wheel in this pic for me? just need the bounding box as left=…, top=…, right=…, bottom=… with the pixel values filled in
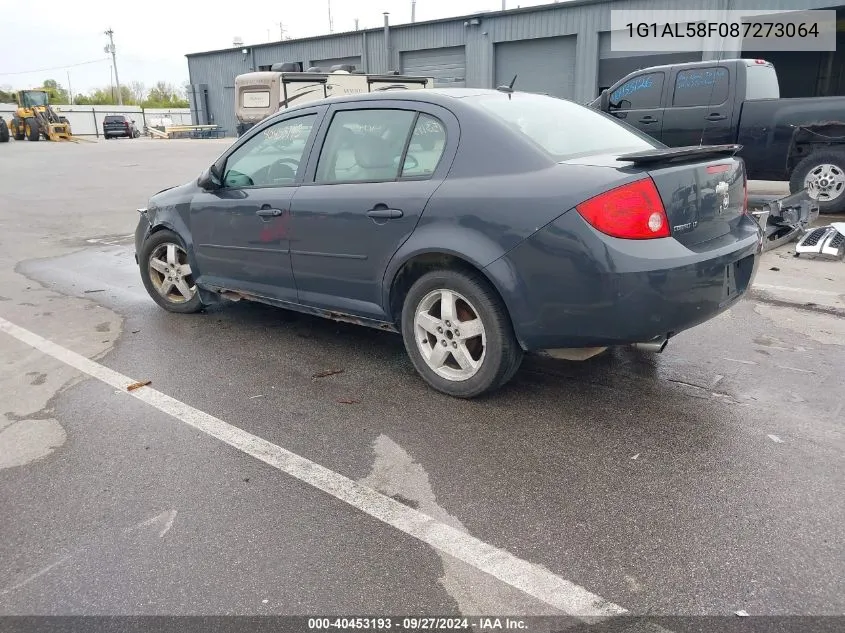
left=147, top=242, right=197, bottom=303
left=414, top=289, right=486, bottom=381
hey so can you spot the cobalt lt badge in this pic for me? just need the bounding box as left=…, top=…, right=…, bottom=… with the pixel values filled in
left=715, top=181, right=730, bottom=215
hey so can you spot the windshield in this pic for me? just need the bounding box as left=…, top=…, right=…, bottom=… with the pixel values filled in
left=22, top=91, right=48, bottom=107
left=468, top=92, right=659, bottom=160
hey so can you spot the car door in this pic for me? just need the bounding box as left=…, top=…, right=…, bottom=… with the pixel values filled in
left=289, top=102, right=455, bottom=319
left=189, top=109, right=323, bottom=302
left=606, top=71, right=667, bottom=142
left=661, top=65, right=736, bottom=147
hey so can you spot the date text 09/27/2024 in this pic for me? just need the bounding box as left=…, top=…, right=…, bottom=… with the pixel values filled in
left=626, top=21, right=820, bottom=39
left=307, top=617, right=528, bottom=630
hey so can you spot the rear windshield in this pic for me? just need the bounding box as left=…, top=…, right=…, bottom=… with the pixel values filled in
left=104, top=115, right=125, bottom=122
left=468, top=92, right=658, bottom=160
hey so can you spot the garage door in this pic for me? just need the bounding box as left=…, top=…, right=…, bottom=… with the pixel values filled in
left=401, top=47, right=465, bottom=87
left=310, top=56, right=362, bottom=72
left=494, top=36, right=576, bottom=99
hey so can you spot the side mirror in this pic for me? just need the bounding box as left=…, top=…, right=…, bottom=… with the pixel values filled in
left=599, top=89, right=610, bottom=112
left=198, top=165, right=222, bottom=191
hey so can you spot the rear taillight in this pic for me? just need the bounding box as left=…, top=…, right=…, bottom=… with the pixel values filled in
left=575, top=178, right=670, bottom=240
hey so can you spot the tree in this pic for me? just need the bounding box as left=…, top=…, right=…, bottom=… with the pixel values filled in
left=128, top=80, right=146, bottom=104
left=73, top=85, right=134, bottom=106
left=142, top=81, right=189, bottom=108
left=42, top=79, right=69, bottom=104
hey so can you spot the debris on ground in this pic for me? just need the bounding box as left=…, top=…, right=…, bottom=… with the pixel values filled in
left=735, top=610, right=750, bottom=617
left=312, top=368, right=344, bottom=379
left=337, top=399, right=360, bottom=405
left=249, top=394, right=264, bottom=399
left=83, top=289, right=105, bottom=293
left=767, top=434, right=785, bottom=443
left=795, top=222, right=845, bottom=259
left=630, top=453, right=640, bottom=460
left=126, top=380, right=152, bottom=391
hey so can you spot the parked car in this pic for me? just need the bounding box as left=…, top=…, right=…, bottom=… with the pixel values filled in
left=590, top=58, right=845, bottom=213
left=103, top=114, right=140, bottom=139
left=135, top=89, right=762, bottom=397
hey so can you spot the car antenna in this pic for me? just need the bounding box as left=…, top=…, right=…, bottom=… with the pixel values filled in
left=496, top=74, right=518, bottom=99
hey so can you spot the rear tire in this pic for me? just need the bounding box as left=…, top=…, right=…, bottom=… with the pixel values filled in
left=11, top=118, right=25, bottom=141
left=25, top=118, right=39, bottom=141
left=0, top=119, right=9, bottom=143
left=401, top=269, right=523, bottom=398
left=789, top=151, right=845, bottom=214
left=139, top=230, right=204, bottom=314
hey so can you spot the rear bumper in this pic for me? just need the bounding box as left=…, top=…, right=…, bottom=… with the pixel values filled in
left=485, top=209, right=763, bottom=350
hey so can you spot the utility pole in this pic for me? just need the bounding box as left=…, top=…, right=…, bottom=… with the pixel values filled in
left=328, top=0, right=334, bottom=33
left=104, top=28, right=122, bottom=105
left=412, top=0, right=416, bottom=23
left=66, top=71, right=73, bottom=105
left=279, top=22, right=285, bottom=40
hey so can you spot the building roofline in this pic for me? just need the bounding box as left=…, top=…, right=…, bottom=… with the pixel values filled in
left=185, top=0, right=608, bottom=58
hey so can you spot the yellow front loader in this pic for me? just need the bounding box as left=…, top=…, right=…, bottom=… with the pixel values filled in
left=8, top=89, right=73, bottom=141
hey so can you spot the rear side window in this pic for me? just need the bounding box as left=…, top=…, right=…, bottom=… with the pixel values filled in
left=470, top=93, right=657, bottom=161
left=104, top=115, right=124, bottom=122
left=672, top=67, right=730, bottom=107
left=744, top=64, right=780, bottom=100
left=315, top=109, right=417, bottom=184
left=610, top=72, right=665, bottom=110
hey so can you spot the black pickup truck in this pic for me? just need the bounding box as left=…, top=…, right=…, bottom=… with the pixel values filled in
left=591, top=58, right=845, bottom=213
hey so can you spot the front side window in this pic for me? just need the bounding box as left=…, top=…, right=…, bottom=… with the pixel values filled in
left=672, top=67, right=730, bottom=107
left=609, top=72, right=665, bottom=110
left=223, top=113, right=317, bottom=188
left=316, top=109, right=417, bottom=183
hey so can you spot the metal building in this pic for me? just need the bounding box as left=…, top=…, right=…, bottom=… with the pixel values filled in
left=186, top=0, right=845, bottom=135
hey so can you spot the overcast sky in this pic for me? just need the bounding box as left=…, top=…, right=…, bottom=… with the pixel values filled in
left=0, top=0, right=556, bottom=96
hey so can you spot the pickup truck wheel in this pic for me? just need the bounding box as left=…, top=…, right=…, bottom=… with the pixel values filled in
left=790, top=152, right=845, bottom=214
left=401, top=269, right=523, bottom=398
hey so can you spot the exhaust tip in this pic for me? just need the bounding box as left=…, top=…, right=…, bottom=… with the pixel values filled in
left=631, top=337, right=668, bottom=353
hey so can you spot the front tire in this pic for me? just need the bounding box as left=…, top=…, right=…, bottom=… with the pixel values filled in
left=25, top=118, right=39, bottom=141
left=401, top=269, right=523, bottom=398
left=0, top=119, right=9, bottom=143
left=790, top=151, right=845, bottom=214
left=139, top=230, right=203, bottom=313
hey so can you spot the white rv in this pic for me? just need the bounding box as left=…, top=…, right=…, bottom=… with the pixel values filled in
left=235, top=64, right=434, bottom=135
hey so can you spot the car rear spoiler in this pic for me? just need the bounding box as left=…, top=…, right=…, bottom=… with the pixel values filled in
left=616, top=144, right=743, bottom=165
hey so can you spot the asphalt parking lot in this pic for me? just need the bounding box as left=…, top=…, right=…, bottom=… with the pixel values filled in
left=0, top=138, right=843, bottom=628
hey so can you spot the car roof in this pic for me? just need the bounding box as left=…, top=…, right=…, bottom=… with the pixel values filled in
left=277, top=87, right=559, bottom=117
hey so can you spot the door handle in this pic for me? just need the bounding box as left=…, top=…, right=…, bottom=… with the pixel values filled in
left=256, top=207, right=284, bottom=217
left=366, top=206, right=404, bottom=220
left=638, top=116, right=658, bottom=124
left=705, top=113, right=727, bottom=121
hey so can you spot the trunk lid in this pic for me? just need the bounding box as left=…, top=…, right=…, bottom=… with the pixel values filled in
left=563, top=147, right=747, bottom=248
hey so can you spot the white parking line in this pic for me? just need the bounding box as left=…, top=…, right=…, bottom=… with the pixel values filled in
left=0, top=315, right=627, bottom=620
